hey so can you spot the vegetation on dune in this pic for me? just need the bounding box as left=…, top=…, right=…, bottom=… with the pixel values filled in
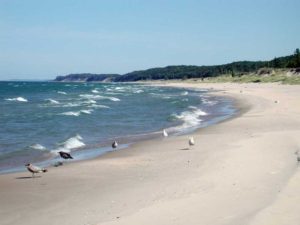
left=115, top=49, right=300, bottom=82
left=54, top=49, right=300, bottom=84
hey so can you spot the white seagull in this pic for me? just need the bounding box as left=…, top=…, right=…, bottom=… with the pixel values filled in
left=163, top=129, right=168, bottom=137
left=25, top=163, right=48, bottom=177
left=189, top=137, right=195, bottom=149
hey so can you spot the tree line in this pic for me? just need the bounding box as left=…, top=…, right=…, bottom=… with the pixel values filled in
left=55, top=49, right=300, bottom=82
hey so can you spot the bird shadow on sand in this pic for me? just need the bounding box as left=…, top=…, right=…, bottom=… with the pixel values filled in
left=180, top=148, right=190, bottom=151
left=15, top=176, right=41, bottom=179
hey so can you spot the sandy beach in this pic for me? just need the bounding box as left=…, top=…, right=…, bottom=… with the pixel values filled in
left=1, top=82, right=300, bottom=225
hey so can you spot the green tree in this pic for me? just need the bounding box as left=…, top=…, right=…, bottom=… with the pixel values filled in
left=295, top=48, right=300, bottom=67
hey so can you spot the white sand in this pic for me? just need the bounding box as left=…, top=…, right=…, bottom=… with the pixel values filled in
left=0, top=82, right=300, bottom=225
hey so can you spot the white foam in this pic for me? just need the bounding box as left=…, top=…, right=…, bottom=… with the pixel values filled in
left=171, top=108, right=207, bottom=129
left=30, top=144, right=47, bottom=151
left=202, top=98, right=217, bottom=106
left=63, top=103, right=82, bottom=107
left=47, top=98, right=60, bottom=104
left=60, top=109, right=93, bottom=116
left=57, top=91, right=67, bottom=95
left=80, top=94, right=120, bottom=102
left=79, top=94, right=99, bottom=99
left=88, top=104, right=110, bottom=109
left=5, top=97, right=28, bottom=102
left=63, top=134, right=85, bottom=149
left=51, top=134, right=85, bottom=155
left=108, top=97, right=120, bottom=101
left=181, top=91, right=189, bottom=96
left=91, top=89, right=100, bottom=94
left=84, top=99, right=97, bottom=104
left=133, top=89, right=144, bottom=94
left=80, top=109, right=93, bottom=114
left=60, top=111, right=81, bottom=116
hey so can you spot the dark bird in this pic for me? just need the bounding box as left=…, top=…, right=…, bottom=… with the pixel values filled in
left=25, top=163, right=47, bottom=177
left=58, top=151, right=73, bottom=159
left=295, top=151, right=300, bottom=163
left=112, top=140, right=118, bottom=149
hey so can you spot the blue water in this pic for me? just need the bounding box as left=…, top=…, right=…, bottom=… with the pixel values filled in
left=0, top=81, right=236, bottom=173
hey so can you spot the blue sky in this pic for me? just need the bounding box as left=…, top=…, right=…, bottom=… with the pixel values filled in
left=0, top=0, right=299, bottom=80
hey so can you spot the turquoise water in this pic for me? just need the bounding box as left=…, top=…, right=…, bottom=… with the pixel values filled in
left=0, top=81, right=235, bottom=173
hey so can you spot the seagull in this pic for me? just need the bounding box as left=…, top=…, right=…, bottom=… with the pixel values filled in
left=189, top=137, right=195, bottom=149
left=112, top=140, right=118, bottom=149
left=295, top=151, right=300, bottom=163
left=163, top=129, right=168, bottom=137
left=58, top=151, right=73, bottom=160
left=25, top=163, right=47, bottom=177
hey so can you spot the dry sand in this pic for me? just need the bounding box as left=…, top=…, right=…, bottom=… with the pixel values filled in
left=1, top=82, right=300, bottom=225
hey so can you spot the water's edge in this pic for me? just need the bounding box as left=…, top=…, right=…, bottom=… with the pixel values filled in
left=0, top=85, right=239, bottom=175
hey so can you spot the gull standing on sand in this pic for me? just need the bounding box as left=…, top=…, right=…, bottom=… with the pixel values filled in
left=189, top=137, right=195, bottom=149
left=163, top=129, right=168, bottom=137
left=58, top=151, right=73, bottom=160
left=112, top=140, right=118, bottom=149
left=25, top=163, right=48, bottom=177
left=295, top=151, right=300, bottom=163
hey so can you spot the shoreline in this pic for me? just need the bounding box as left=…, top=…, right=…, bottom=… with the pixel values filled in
left=0, top=84, right=237, bottom=175
left=1, top=82, right=300, bottom=225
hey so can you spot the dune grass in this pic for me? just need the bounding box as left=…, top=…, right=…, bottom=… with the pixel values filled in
left=189, top=73, right=300, bottom=85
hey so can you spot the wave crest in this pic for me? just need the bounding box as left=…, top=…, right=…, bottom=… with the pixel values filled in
left=51, top=134, right=85, bottom=155
left=5, top=97, right=28, bottom=102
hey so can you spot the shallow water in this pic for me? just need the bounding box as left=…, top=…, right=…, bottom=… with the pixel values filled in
left=0, top=81, right=236, bottom=173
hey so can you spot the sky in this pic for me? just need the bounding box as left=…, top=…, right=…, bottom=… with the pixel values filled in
left=0, top=0, right=299, bottom=80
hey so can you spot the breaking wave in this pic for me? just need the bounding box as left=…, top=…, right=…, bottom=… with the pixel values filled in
left=60, top=109, right=93, bottom=116
left=5, top=97, right=28, bottom=102
left=29, top=144, right=47, bottom=151
left=47, top=98, right=60, bottom=104
left=170, top=107, right=208, bottom=129
left=51, top=134, right=85, bottom=155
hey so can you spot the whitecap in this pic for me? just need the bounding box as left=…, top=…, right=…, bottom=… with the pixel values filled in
left=80, top=94, right=120, bottom=102
left=51, top=134, right=85, bottom=155
left=91, top=89, right=100, bottom=94
left=60, top=109, right=93, bottom=116
left=171, top=108, right=207, bottom=129
left=108, top=97, right=120, bottom=101
left=60, top=134, right=85, bottom=149
left=80, top=109, right=93, bottom=114
left=5, top=97, right=28, bottom=102
left=84, top=99, right=97, bottom=104
left=57, top=91, right=67, bottom=95
left=60, top=111, right=81, bottom=116
left=181, top=91, right=189, bottom=96
left=133, top=90, right=144, bottom=94
left=79, top=94, right=99, bottom=99
left=47, top=98, right=60, bottom=104
left=30, top=144, right=47, bottom=151
left=202, top=98, right=217, bottom=106
left=88, top=104, right=110, bottom=109
left=62, top=103, right=82, bottom=107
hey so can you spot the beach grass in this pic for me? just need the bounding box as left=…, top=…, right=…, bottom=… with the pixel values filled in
left=179, top=71, right=300, bottom=85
